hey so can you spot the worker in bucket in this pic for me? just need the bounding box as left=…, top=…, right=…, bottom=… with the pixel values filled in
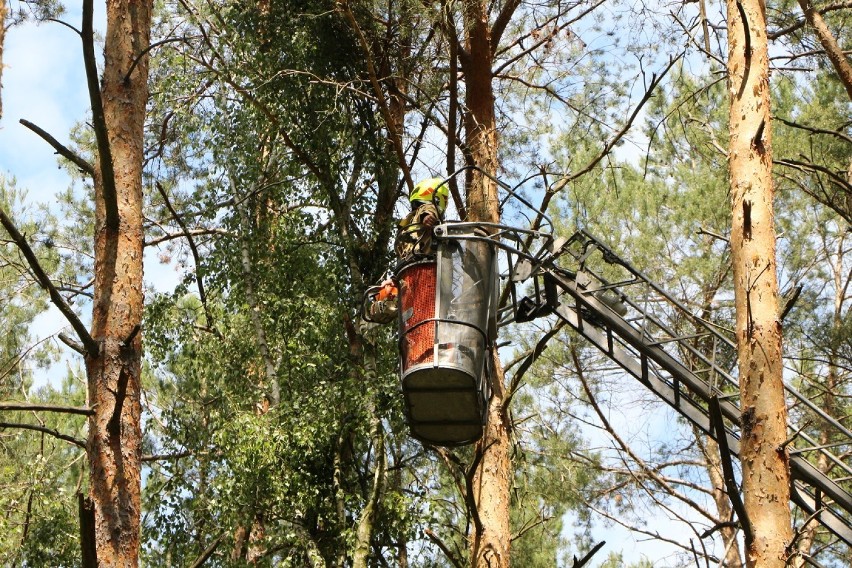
left=394, top=177, right=449, bottom=260
left=366, top=177, right=449, bottom=325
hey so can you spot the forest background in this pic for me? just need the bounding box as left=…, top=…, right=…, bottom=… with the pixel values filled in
left=0, top=0, right=849, bottom=566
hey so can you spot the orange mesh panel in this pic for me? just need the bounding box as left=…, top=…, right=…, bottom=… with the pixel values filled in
left=399, top=262, right=437, bottom=371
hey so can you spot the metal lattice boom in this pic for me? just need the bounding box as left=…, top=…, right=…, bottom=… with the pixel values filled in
left=523, top=230, right=852, bottom=548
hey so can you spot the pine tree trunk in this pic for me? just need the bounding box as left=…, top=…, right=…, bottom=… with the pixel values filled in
left=726, top=1, right=793, bottom=566
left=470, top=354, right=511, bottom=567
left=461, top=1, right=510, bottom=565
left=85, top=0, right=152, bottom=565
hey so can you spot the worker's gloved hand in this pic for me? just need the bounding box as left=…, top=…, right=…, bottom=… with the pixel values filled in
left=377, top=279, right=398, bottom=301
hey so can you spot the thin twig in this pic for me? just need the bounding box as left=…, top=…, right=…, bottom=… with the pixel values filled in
left=124, top=36, right=189, bottom=84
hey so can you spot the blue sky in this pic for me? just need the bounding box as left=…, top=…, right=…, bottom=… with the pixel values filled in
left=0, top=4, right=102, bottom=199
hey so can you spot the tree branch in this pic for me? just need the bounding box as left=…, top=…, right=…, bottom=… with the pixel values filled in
left=82, top=0, right=118, bottom=231
left=144, top=227, right=234, bottom=247
left=0, top=421, right=87, bottom=448
left=505, top=320, right=565, bottom=408
left=490, top=0, right=522, bottom=54
left=774, top=115, right=852, bottom=144
left=155, top=182, right=216, bottom=331
left=424, top=528, right=464, bottom=568
left=573, top=541, right=606, bottom=568
left=19, top=119, right=94, bottom=177
left=796, top=0, right=852, bottom=100
left=59, top=332, right=87, bottom=355
left=124, top=36, right=189, bottom=84
left=0, top=402, right=94, bottom=416
left=188, top=533, right=225, bottom=568
left=141, top=451, right=194, bottom=462
left=0, top=207, right=99, bottom=357
left=776, top=158, right=852, bottom=192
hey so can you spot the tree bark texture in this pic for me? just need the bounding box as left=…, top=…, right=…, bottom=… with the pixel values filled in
left=460, top=3, right=509, bottom=563
left=85, top=0, right=152, bottom=565
left=470, top=353, right=511, bottom=567
left=726, top=1, right=794, bottom=567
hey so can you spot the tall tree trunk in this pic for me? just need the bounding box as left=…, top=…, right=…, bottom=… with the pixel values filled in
left=461, top=1, right=510, bottom=566
left=353, top=343, right=387, bottom=568
left=85, top=0, right=152, bottom=564
left=726, top=1, right=793, bottom=566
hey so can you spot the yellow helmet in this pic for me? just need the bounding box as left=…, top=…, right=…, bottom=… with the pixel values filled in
left=410, top=177, right=449, bottom=214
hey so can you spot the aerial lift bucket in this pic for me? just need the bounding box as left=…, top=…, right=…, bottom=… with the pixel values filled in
left=397, top=228, right=496, bottom=445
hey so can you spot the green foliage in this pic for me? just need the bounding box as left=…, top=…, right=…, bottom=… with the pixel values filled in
left=0, top=368, right=88, bottom=567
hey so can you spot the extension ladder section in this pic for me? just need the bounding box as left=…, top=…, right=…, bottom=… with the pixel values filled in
left=529, top=230, right=852, bottom=548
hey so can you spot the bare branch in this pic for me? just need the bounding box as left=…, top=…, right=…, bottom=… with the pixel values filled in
left=19, top=119, right=94, bottom=177
left=0, top=207, right=99, bottom=357
left=573, top=541, right=606, bottom=568
left=59, top=332, right=87, bottom=355
left=124, top=36, right=190, bottom=84
left=490, top=0, right=522, bottom=53
left=82, top=0, right=118, bottom=231
left=0, top=402, right=94, bottom=416
left=0, top=421, right=86, bottom=449
left=424, top=528, right=464, bottom=568
left=794, top=0, right=852, bottom=100
left=774, top=115, right=852, bottom=144
left=563, top=55, right=682, bottom=186
left=144, top=228, right=234, bottom=247
left=188, top=533, right=225, bottom=568
left=776, top=158, right=852, bottom=192
left=46, top=17, right=82, bottom=36
left=141, top=451, right=193, bottom=463
left=505, top=320, right=565, bottom=408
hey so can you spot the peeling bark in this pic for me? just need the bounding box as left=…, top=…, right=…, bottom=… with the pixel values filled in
left=726, top=0, right=794, bottom=566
